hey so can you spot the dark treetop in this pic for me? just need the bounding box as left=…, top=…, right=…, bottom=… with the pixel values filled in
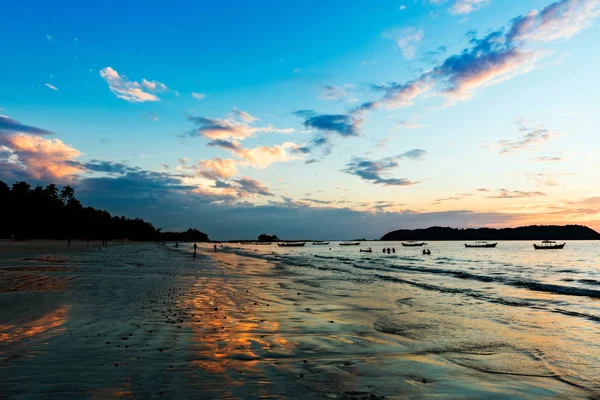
left=0, top=180, right=209, bottom=242
left=380, top=225, right=600, bottom=241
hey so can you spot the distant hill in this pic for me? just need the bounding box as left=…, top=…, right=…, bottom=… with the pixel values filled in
left=380, top=225, right=600, bottom=241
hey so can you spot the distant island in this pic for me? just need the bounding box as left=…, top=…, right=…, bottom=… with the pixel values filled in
left=0, top=180, right=210, bottom=242
left=381, top=225, right=600, bottom=241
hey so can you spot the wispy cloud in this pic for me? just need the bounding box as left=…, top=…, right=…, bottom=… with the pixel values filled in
left=449, top=0, right=491, bottom=15
left=44, top=83, right=58, bottom=91
left=143, top=112, right=159, bottom=121
left=496, top=118, right=557, bottom=154
left=192, top=92, right=206, bottom=100
left=397, top=121, right=424, bottom=129
left=320, top=85, right=357, bottom=102
left=382, top=28, right=424, bottom=59
left=371, top=0, right=600, bottom=108
left=342, top=150, right=426, bottom=186
left=487, top=189, right=547, bottom=199
left=99, top=67, right=167, bottom=102
left=532, top=156, right=564, bottom=162
left=232, top=108, right=258, bottom=123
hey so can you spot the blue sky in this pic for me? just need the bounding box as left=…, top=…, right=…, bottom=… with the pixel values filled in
left=1, top=0, right=599, bottom=239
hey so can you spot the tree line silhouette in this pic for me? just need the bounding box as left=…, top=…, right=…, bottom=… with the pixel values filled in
left=0, top=180, right=209, bottom=242
left=380, top=225, right=600, bottom=241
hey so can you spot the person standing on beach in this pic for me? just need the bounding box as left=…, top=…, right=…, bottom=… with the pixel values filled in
left=193, top=243, right=197, bottom=256
left=213, top=244, right=217, bottom=252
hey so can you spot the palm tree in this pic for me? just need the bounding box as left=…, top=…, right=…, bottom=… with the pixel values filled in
left=59, top=185, right=75, bottom=205
left=44, top=184, right=59, bottom=200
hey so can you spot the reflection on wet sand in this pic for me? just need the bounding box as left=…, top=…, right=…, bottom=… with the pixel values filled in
left=0, top=241, right=593, bottom=399
left=0, top=305, right=69, bottom=344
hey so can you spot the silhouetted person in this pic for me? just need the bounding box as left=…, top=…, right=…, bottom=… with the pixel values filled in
left=175, top=242, right=179, bottom=248
left=193, top=242, right=198, bottom=256
left=387, top=248, right=390, bottom=254
left=213, top=244, right=217, bottom=252
left=382, top=248, right=386, bottom=253
left=392, top=248, right=395, bottom=253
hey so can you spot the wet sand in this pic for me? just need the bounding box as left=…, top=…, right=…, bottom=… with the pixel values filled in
left=0, top=241, right=590, bottom=399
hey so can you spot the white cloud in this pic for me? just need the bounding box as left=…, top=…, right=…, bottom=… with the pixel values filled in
left=45, top=83, right=59, bottom=91
left=449, top=0, right=491, bottom=15
left=99, top=67, right=167, bottom=103
left=192, top=92, right=206, bottom=100
left=382, top=28, right=424, bottom=59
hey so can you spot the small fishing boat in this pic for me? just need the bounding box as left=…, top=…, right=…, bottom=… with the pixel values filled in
left=465, top=241, right=498, bottom=248
left=312, top=241, right=330, bottom=245
left=360, top=248, right=372, bottom=253
left=339, top=242, right=360, bottom=246
left=534, top=240, right=565, bottom=250
left=277, top=242, right=306, bottom=247
left=252, top=242, right=272, bottom=245
left=402, top=241, right=426, bottom=247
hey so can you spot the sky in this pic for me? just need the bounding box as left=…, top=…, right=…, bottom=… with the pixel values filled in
left=1, top=0, right=599, bottom=240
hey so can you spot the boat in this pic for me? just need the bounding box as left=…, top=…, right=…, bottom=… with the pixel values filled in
left=339, top=242, right=360, bottom=246
left=534, top=240, right=566, bottom=250
left=465, top=241, right=498, bottom=248
left=277, top=242, right=306, bottom=247
left=401, top=241, right=426, bottom=247
left=312, top=241, right=330, bottom=245
left=252, top=242, right=272, bottom=245
left=360, top=248, right=372, bottom=253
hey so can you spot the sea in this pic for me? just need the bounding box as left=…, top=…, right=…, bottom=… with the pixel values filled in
left=216, top=240, right=600, bottom=392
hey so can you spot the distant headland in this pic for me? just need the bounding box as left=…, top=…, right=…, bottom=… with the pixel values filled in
left=380, top=225, right=600, bottom=241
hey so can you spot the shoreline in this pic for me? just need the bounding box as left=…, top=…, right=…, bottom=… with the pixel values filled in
left=1, top=241, right=591, bottom=398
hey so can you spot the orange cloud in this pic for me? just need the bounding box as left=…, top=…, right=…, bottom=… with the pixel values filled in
left=2, top=134, right=83, bottom=179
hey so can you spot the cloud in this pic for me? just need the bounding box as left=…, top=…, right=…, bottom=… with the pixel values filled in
left=197, top=158, right=238, bottom=179
left=526, top=172, right=576, bottom=187
left=207, top=139, right=299, bottom=169
left=302, top=112, right=361, bottom=137
left=342, top=150, right=426, bottom=186
left=449, top=0, right=491, bottom=15
left=382, top=28, right=424, bottom=59
left=99, top=67, right=167, bottom=102
left=0, top=134, right=83, bottom=180
left=532, top=156, right=564, bottom=162
left=372, top=77, right=435, bottom=108
left=320, top=85, right=357, bottom=102
left=292, top=111, right=363, bottom=158
left=496, top=118, right=557, bottom=154
left=232, top=177, right=273, bottom=197
left=507, top=0, right=600, bottom=43
left=143, top=112, right=159, bottom=121
left=69, top=159, right=139, bottom=175
left=233, top=108, right=258, bottom=123
left=192, top=92, right=206, bottom=100
left=0, top=116, right=55, bottom=136
left=487, top=189, right=547, bottom=198
left=45, top=83, right=58, bottom=91
left=397, top=121, right=425, bottom=129
left=186, top=114, right=293, bottom=141
left=370, top=0, right=600, bottom=107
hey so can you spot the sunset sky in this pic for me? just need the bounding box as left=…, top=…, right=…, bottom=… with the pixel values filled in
left=1, top=0, right=599, bottom=239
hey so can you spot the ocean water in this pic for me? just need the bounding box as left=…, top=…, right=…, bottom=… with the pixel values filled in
left=217, top=240, right=600, bottom=392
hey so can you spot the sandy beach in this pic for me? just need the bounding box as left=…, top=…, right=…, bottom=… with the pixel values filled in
left=0, top=241, right=592, bottom=399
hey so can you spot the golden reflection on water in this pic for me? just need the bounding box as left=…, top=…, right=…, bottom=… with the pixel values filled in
left=0, top=305, right=69, bottom=344
left=182, top=272, right=295, bottom=383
